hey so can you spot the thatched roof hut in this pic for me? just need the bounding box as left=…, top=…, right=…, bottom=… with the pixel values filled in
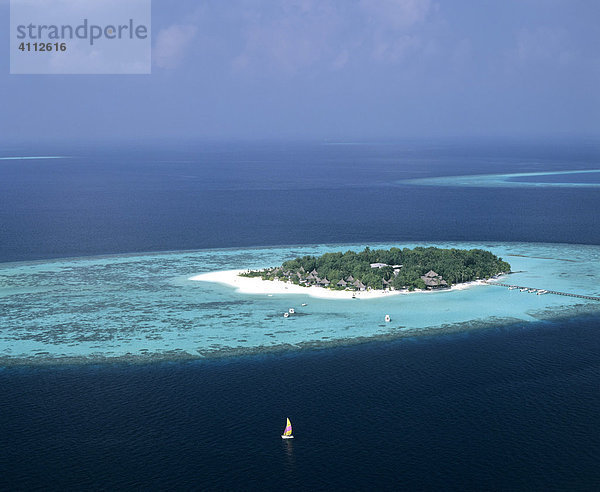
left=352, top=279, right=366, bottom=290
left=420, top=270, right=448, bottom=289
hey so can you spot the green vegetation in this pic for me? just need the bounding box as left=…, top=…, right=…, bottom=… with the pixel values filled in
left=240, top=246, right=511, bottom=291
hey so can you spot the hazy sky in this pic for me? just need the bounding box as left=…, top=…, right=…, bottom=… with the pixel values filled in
left=1, top=0, right=598, bottom=141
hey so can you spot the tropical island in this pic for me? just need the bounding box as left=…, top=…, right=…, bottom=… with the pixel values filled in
left=239, top=246, right=511, bottom=292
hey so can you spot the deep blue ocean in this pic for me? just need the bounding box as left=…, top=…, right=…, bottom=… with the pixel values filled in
left=1, top=138, right=599, bottom=490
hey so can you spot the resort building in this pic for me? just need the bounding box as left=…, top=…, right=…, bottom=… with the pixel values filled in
left=421, top=270, right=448, bottom=289
left=353, top=280, right=367, bottom=291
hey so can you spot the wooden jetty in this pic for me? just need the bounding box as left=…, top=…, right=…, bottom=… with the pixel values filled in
left=485, top=281, right=600, bottom=302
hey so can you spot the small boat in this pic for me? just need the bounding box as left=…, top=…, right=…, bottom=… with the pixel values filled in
left=281, top=418, right=294, bottom=439
left=283, top=312, right=289, bottom=318
left=537, top=290, right=547, bottom=295
left=289, top=308, right=295, bottom=314
left=528, top=289, right=537, bottom=293
left=508, top=286, right=517, bottom=290
left=385, top=314, right=391, bottom=322
left=520, top=288, right=528, bottom=292
left=301, top=303, right=307, bottom=307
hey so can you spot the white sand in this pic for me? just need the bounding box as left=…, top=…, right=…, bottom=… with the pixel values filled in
left=189, top=270, right=487, bottom=299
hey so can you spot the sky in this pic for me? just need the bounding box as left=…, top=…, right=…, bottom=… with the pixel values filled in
left=0, top=0, right=598, bottom=141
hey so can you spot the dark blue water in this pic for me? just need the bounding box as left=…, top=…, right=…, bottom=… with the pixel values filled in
left=1, top=139, right=599, bottom=490
left=1, top=138, right=599, bottom=262
left=1, top=319, right=599, bottom=490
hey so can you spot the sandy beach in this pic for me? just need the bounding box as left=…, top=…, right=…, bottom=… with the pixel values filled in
left=189, top=270, right=487, bottom=299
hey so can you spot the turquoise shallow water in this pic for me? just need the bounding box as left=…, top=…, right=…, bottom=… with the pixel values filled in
left=1, top=242, right=599, bottom=364
left=400, top=169, right=600, bottom=188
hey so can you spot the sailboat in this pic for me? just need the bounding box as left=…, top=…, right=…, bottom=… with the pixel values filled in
left=281, top=418, right=294, bottom=439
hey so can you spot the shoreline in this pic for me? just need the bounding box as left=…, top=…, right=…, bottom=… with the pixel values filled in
left=4, top=241, right=598, bottom=368
left=189, top=269, right=488, bottom=299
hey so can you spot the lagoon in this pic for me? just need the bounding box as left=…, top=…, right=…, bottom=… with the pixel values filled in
left=1, top=241, right=599, bottom=365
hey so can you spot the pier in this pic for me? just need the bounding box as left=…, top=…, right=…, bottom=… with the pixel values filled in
left=485, top=282, right=600, bottom=302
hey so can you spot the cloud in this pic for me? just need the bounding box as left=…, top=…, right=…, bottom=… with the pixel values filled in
left=231, top=1, right=343, bottom=74
left=359, top=0, right=434, bottom=63
left=149, top=0, right=438, bottom=75
left=371, top=33, right=421, bottom=63
left=359, top=0, right=432, bottom=29
left=331, top=50, right=349, bottom=70
left=229, top=0, right=435, bottom=74
left=154, top=24, right=197, bottom=69
left=516, top=27, right=574, bottom=65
